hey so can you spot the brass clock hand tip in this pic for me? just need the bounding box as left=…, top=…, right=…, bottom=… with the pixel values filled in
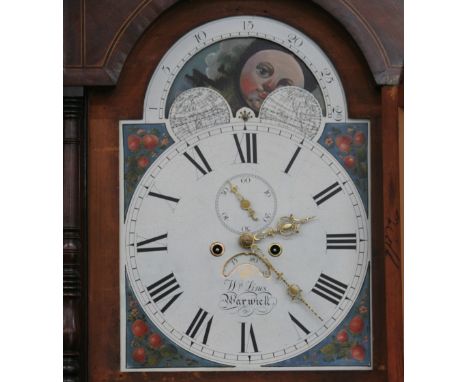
left=249, top=246, right=322, bottom=321
left=277, top=214, right=314, bottom=236
left=250, top=214, right=314, bottom=244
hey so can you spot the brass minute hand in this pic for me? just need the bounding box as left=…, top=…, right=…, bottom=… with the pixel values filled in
left=249, top=245, right=323, bottom=321
left=228, top=181, right=258, bottom=221
left=238, top=214, right=314, bottom=249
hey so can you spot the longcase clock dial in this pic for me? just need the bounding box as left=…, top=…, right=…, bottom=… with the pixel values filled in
left=120, top=15, right=372, bottom=372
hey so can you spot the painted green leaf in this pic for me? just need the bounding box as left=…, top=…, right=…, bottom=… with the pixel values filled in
left=320, top=343, right=336, bottom=355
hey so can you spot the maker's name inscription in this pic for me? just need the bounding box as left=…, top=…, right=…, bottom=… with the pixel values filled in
left=218, top=279, right=277, bottom=317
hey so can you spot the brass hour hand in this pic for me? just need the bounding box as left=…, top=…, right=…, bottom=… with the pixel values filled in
left=228, top=181, right=258, bottom=221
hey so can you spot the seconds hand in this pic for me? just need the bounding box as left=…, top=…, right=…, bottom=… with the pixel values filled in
left=228, top=180, right=258, bottom=221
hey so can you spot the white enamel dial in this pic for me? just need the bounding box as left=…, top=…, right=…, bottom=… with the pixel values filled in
left=124, top=122, right=368, bottom=367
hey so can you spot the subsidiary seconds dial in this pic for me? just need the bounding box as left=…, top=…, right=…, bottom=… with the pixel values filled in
left=216, top=173, right=277, bottom=234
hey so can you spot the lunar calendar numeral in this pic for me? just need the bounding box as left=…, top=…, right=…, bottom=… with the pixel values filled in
left=233, top=133, right=257, bottom=163
left=240, top=322, right=259, bottom=353
left=186, top=308, right=213, bottom=345
left=193, top=31, right=207, bottom=43
left=136, top=233, right=168, bottom=253
left=184, top=145, right=212, bottom=175
left=311, top=273, right=348, bottom=306
left=288, top=312, right=310, bottom=336
left=321, top=68, right=334, bottom=84
left=326, top=233, right=357, bottom=250
left=147, top=273, right=183, bottom=313
left=243, top=20, right=254, bottom=30
left=288, top=33, right=304, bottom=47
left=313, top=182, right=342, bottom=205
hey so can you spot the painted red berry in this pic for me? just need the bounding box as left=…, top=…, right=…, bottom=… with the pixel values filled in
left=137, top=156, right=149, bottom=168
left=349, top=315, right=364, bottom=334
left=148, top=333, right=163, bottom=349
left=343, top=155, right=356, bottom=169
left=142, top=134, right=159, bottom=150
left=131, top=319, right=148, bottom=337
left=132, top=347, right=146, bottom=363
left=351, top=344, right=366, bottom=361
left=353, top=131, right=366, bottom=146
left=127, top=134, right=141, bottom=152
left=335, top=135, right=353, bottom=153
left=336, top=329, right=348, bottom=343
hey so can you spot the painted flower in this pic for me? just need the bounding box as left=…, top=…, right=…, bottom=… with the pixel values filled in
left=359, top=305, right=368, bottom=314
left=161, top=136, right=170, bottom=146
left=354, top=131, right=366, bottom=146
left=131, top=308, right=139, bottom=318
left=325, top=137, right=334, bottom=147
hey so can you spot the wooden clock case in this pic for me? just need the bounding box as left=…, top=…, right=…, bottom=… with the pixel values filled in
left=63, top=0, right=403, bottom=381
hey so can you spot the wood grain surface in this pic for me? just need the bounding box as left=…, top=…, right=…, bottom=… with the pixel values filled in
left=64, top=92, right=88, bottom=382
left=63, top=0, right=403, bottom=86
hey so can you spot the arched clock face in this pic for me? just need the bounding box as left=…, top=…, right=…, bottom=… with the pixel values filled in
left=120, top=15, right=371, bottom=371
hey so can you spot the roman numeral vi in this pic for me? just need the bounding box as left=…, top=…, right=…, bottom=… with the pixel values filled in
left=240, top=322, right=259, bottom=353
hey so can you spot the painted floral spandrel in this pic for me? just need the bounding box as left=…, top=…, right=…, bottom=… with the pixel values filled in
left=127, top=295, right=199, bottom=368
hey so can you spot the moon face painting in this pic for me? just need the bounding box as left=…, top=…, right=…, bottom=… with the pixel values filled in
left=239, top=49, right=305, bottom=111
left=164, top=38, right=325, bottom=117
